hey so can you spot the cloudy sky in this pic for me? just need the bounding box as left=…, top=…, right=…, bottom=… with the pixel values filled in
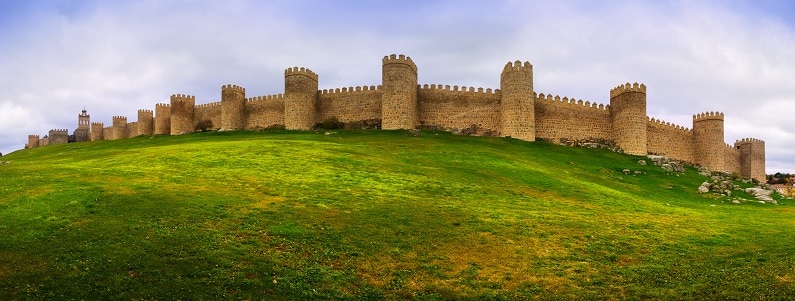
left=1, top=0, right=793, bottom=173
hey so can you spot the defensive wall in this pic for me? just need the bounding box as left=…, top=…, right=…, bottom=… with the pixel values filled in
left=24, top=54, right=767, bottom=181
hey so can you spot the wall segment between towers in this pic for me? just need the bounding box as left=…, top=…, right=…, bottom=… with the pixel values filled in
left=25, top=54, right=767, bottom=181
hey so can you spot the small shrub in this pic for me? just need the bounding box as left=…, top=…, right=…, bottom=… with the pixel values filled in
left=195, top=120, right=213, bottom=132
left=315, top=117, right=344, bottom=130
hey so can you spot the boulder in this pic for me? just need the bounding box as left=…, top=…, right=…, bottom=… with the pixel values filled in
left=637, top=160, right=647, bottom=166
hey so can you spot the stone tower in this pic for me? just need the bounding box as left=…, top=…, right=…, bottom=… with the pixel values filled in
left=154, top=103, right=171, bottom=135
left=91, top=122, right=104, bottom=141
left=499, top=60, right=535, bottom=141
left=735, top=138, right=766, bottom=182
left=381, top=54, right=418, bottom=130
left=111, top=116, right=128, bottom=140
left=138, top=109, right=154, bottom=136
left=284, top=67, right=318, bottom=130
left=609, top=83, right=647, bottom=156
left=692, top=112, right=725, bottom=172
left=221, top=84, right=247, bottom=131
left=170, top=94, right=195, bottom=135
left=74, top=108, right=90, bottom=142
left=48, top=129, right=69, bottom=144
left=27, top=135, right=39, bottom=148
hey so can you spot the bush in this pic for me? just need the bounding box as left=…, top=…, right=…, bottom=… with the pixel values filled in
left=315, top=117, right=344, bottom=130
left=195, top=120, right=213, bottom=132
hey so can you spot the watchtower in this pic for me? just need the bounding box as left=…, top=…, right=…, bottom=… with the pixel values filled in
left=692, top=112, right=725, bottom=172
left=48, top=129, right=69, bottom=145
left=609, top=83, right=647, bottom=156
left=138, top=109, right=154, bottom=136
left=74, top=108, right=91, bottom=142
left=284, top=67, right=318, bottom=130
left=91, top=122, right=104, bottom=141
left=170, top=94, right=195, bottom=135
left=112, top=116, right=128, bottom=140
left=154, top=103, right=171, bottom=135
left=27, top=135, right=39, bottom=148
left=381, top=54, right=418, bottom=130
left=735, top=138, right=766, bottom=182
left=221, top=84, right=247, bottom=130
left=499, top=60, right=534, bottom=141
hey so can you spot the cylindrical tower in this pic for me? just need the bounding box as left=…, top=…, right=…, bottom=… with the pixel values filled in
left=499, top=60, right=534, bottom=141
left=381, top=54, right=418, bottom=130
left=609, top=82, right=647, bottom=156
left=284, top=67, right=318, bottom=130
left=138, top=109, right=154, bottom=136
left=692, top=111, right=725, bottom=171
left=112, top=116, right=128, bottom=140
left=221, top=84, right=247, bottom=131
left=91, top=122, right=104, bottom=141
left=27, top=135, right=39, bottom=148
left=735, top=138, right=766, bottom=182
left=154, top=103, right=171, bottom=135
left=170, top=94, right=195, bottom=135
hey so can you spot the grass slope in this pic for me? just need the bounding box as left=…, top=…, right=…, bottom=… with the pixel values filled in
left=1, top=130, right=793, bottom=299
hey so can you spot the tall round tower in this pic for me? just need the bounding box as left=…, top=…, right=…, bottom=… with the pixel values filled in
left=91, top=122, right=104, bottom=141
left=284, top=67, right=318, bottom=130
left=381, top=54, right=418, bottom=130
left=609, top=83, right=647, bottom=156
left=735, top=138, right=766, bottom=182
left=499, top=60, right=534, bottom=141
left=221, top=84, right=247, bottom=131
left=170, top=94, right=196, bottom=135
left=154, top=103, right=171, bottom=135
left=692, top=111, right=725, bottom=171
left=112, top=116, right=128, bottom=140
left=138, top=109, right=154, bottom=136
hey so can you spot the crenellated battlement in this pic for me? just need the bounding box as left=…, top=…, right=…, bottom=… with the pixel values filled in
left=49, top=129, right=69, bottom=134
left=247, top=94, right=284, bottom=103
left=156, top=103, right=170, bottom=108
left=536, top=93, right=609, bottom=111
left=112, top=116, right=127, bottom=121
left=647, top=117, right=691, bottom=132
left=382, top=54, right=417, bottom=75
left=419, top=84, right=498, bottom=95
left=196, top=101, right=222, bottom=109
left=28, top=134, right=40, bottom=138
left=91, top=122, right=104, bottom=126
left=138, top=109, right=153, bottom=114
left=693, top=111, right=724, bottom=122
left=736, top=138, right=765, bottom=144
left=502, top=60, right=532, bottom=74
left=610, top=82, right=646, bottom=98
left=320, top=85, right=381, bottom=95
left=222, top=84, right=246, bottom=94
left=284, top=67, right=318, bottom=82
left=170, top=94, right=196, bottom=102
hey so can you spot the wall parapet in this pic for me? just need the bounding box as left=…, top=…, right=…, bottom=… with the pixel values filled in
left=222, top=84, right=245, bottom=94
left=247, top=94, right=284, bottom=103
left=419, top=84, right=498, bottom=95
left=284, top=67, right=318, bottom=82
left=736, top=137, right=765, bottom=144
left=610, top=82, right=646, bottom=98
left=196, top=101, right=222, bottom=109
left=320, top=85, right=380, bottom=94
left=647, top=117, right=691, bottom=133
left=536, top=93, right=609, bottom=111
left=693, top=111, right=724, bottom=122
left=382, top=54, right=417, bottom=75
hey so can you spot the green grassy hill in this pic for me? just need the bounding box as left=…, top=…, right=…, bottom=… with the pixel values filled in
left=1, top=130, right=793, bottom=299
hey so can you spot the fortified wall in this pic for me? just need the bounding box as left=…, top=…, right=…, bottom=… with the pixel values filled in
left=24, top=54, right=766, bottom=181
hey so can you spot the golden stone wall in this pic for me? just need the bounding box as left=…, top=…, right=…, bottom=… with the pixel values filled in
left=137, top=109, right=154, bottom=136
left=646, top=118, right=694, bottom=162
left=535, top=94, right=611, bottom=142
left=154, top=103, right=171, bottom=135
left=245, top=95, right=285, bottom=129
left=91, top=122, right=104, bottom=141
left=27, top=135, right=39, bottom=148
left=126, top=121, right=139, bottom=138
left=318, top=86, right=382, bottom=124
left=609, top=83, right=647, bottom=156
left=195, top=101, right=222, bottom=131
left=417, top=85, right=500, bottom=134
left=737, top=138, right=766, bottom=181
left=724, top=144, right=740, bottom=175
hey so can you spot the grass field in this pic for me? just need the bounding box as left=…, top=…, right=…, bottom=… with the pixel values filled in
left=1, top=130, right=793, bottom=299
